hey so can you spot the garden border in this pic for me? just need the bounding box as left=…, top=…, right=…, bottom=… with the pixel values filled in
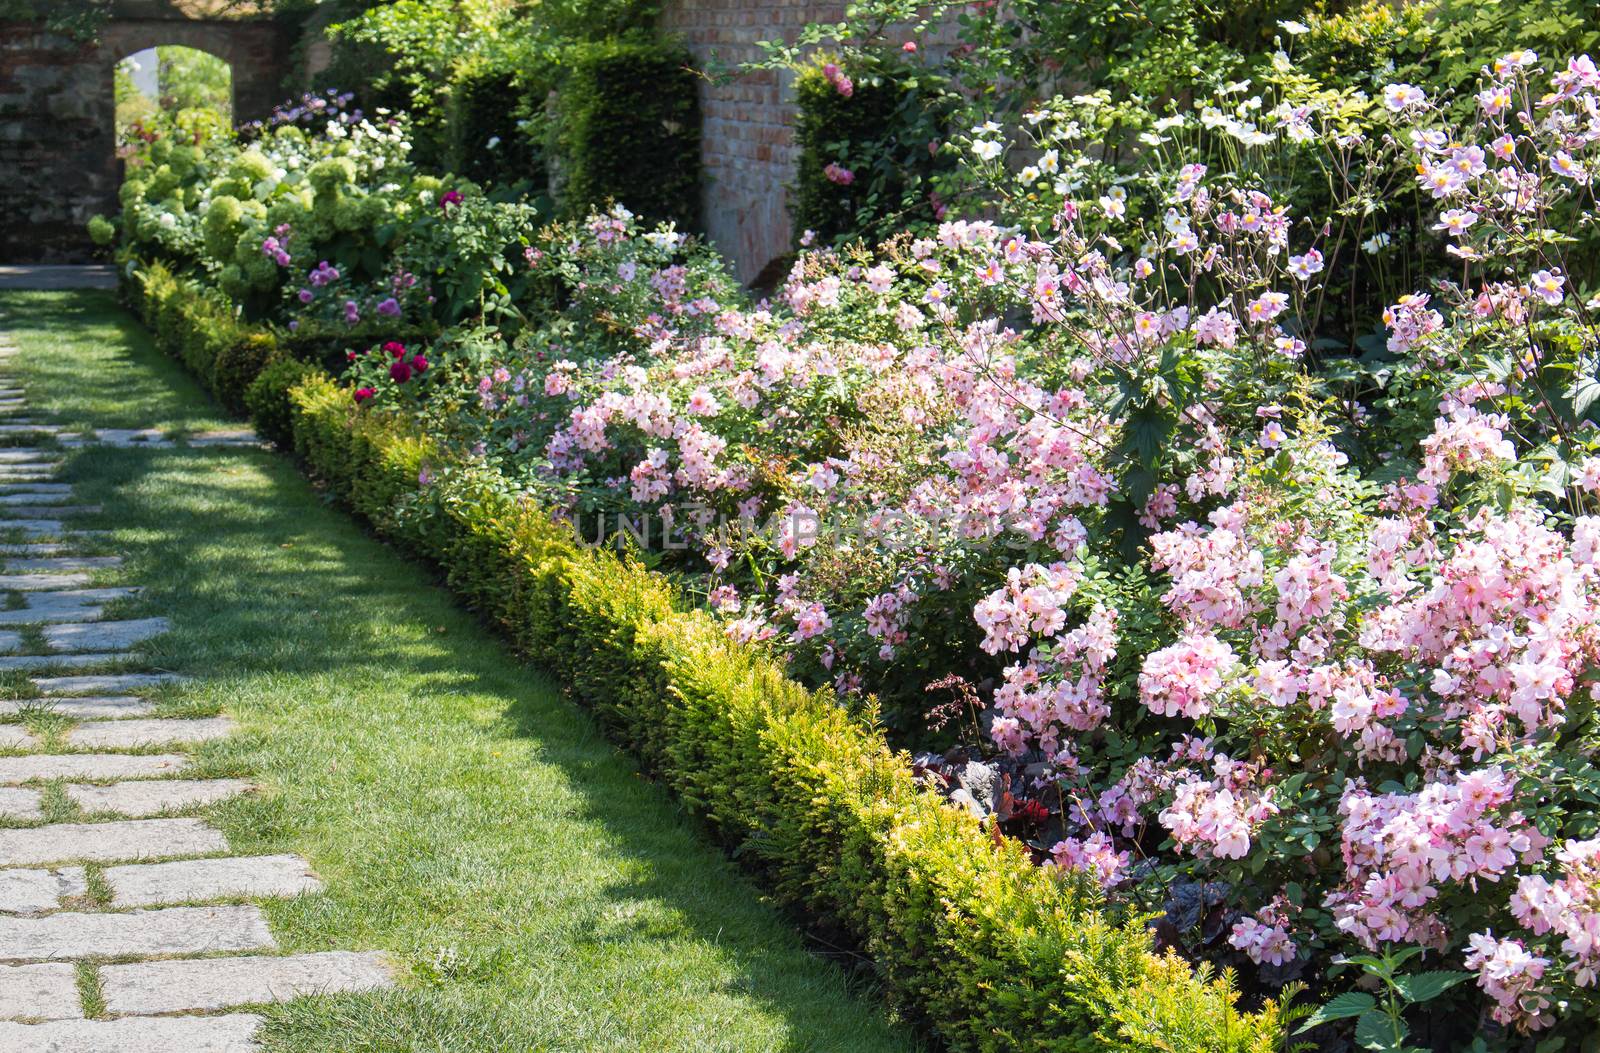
left=118, top=263, right=1286, bottom=1053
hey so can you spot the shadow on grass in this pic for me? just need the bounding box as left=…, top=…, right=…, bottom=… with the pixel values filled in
left=9, top=309, right=923, bottom=1049
left=0, top=290, right=233, bottom=433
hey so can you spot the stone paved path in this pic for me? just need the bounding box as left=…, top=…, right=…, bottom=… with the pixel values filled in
left=0, top=336, right=393, bottom=1048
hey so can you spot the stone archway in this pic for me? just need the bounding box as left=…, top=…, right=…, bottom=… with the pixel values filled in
left=0, top=2, right=291, bottom=263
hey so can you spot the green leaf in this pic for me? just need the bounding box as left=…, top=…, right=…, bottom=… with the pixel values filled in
left=1356, top=1009, right=1403, bottom=1051
left=1572, top=378, right=1600, bottom=420
left=1125, top=406, right=1169, bottom=470
left=1297, top=991, right=1376, bottom=1032
left=1392, top=971, right=1470, bottom=1004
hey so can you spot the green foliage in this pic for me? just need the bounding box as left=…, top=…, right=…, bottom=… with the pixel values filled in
left=126, top=259, right=282, bottom=416
left=554, top=41, right=701, bottom=227
left=0, top=0, right=108, bottom=39
left=245, top=355, right=325, bottom=449
left=791, top=56, right=954, bottom=249
left=448, top=67, right=549, bottom=195
left=155, top=46, right=232, bottom=121
left=1300, top=948, right=1471, bottom=1053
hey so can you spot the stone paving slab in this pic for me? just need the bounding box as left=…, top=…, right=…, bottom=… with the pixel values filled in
left=0, top=963, right=81, bottom=1021
left=44, top=618, right=170, bottom=653
left=4, top=557, right=120, bottom=573
left=105, top=853, right=322, bottom=908
left=187, top=428, right=262, bottom=447
left=0, top=696, right=154, bottom=719
left=0, top=905, right=274, bottom=962
left=33, top=673, right=185, bottom=696
left=67, top=716, right=232, bottom=749
left=0, top=544, right=87, bottom=556
left=0, top=520, right=64, bottom=535
left=0, top=753, right=188, bottom=785
left=59, top=430, right=173, bottom=449
left=0, top=868, right=86, bottom=915
left=0, top=818, right=228, bottom=866
left=65, top=778, right=252, bottom=818
left=0, top=506, right=101, bottom=520
left=0, top=486, right=70, bottom=499
left=0, top=725, right=38, bottom=749
left=0, top=1014, right=264, bottom=1052
left=0, top=653, right=129, bottom=671
left=0, top=491, right=69, bottom=505
left=0, top=572, right=93, bottom=590
left=99, top=950, right=389, bottom=1015
left=0, top=787, right=41, bottom=820
left=0, top=607, right=105, bottom=626
left=0, top=450, right=58, bottom=461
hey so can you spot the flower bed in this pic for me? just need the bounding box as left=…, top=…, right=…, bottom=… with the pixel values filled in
left=123, top=270, right=1283, bottom=1052
left=110, top=39, right=1600, bottom=1050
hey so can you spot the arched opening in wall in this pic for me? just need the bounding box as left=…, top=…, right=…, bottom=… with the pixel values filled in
left=114, top=45, right=234, bottom=155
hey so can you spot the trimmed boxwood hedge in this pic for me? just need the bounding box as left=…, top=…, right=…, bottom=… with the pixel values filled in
left=121, top=264, right=1287, bottom=1053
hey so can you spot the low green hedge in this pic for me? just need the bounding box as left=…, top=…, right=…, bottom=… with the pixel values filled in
left=127, top=269, right=1286, bottom=1052
left=127, top=260, right=279, bottom=416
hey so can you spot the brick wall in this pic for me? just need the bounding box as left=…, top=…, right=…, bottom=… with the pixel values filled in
left=659, top=0, right=846, bottom=285
left=0, top=17, right=287, bottom=264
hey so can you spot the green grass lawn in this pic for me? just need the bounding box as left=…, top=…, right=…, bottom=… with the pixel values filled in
left=0, top=291, right=922, bottom=1053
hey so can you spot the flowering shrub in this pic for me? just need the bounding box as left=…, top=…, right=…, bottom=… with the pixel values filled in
left=115, top=108, right=545, bottom=339
left=312, top=50, right=1600, bottom=1046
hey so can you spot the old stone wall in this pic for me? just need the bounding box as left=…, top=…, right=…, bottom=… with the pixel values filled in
left=0, top=16, right=287, bottom=263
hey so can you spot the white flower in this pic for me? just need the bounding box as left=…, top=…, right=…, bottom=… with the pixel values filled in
left=972, top=139, right=1004, bottom=161
left=1019, top=165, right=1041, bottom=184
left=1382, top=83, right=1426, bottom=112
left=1433, top=209, right=1477, bottom=236
left=1278, top=19, right=1309, bottom=34
left=1038, top=149, right=1060, bottom=174
left=486, top=136, right=501, bottom=149
left=1361, top=232, right=1390, bottom=254
left=1531, top=269, right=1566, bottom=305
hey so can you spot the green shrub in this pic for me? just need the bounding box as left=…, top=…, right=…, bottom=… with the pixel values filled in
left=449, top=66, right=549, bottom=194
left=554, top=40, right=701, bottom=227
left=210, top=328, right=278, bottom=416
left=87, top=214, right=117, bottom=246
left=245, top=356, right=324, bottom=449
left=791, top=57, right=954, bottom=248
